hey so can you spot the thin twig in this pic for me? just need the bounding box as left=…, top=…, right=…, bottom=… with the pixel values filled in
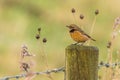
left=87, top=16, right=97, bottom=45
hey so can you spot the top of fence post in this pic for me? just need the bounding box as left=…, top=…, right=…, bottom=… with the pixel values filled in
left=65, top=44, right=99, bottom=80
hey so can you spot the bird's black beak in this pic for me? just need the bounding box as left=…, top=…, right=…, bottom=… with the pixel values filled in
left=66, top=25, right=70, bottom=28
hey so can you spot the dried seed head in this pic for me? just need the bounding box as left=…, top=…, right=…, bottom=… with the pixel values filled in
left=43, top=38, right=47, bottom=43
left=71, top=8, right=75, bottom=13
left=95, top=9, right=99, bottom=15
left=100, top=61, right=104, bottom=65
left=107, top=41, right=112, bottom=48
left=22, top=45, right=28, bottom=49
left=114, top=17, right=120, bottom=29
left=35, top=34, right=40, bottom=40
left=21, top=48, right=28, bottom=58
left=21, top=45, right=28, bottom=58
left=20, top=62, right=30, bottom=72
left=21, top=45, right=33, bottom=58
left=115, top=17, right=120, bottom=24
left=80, top=14, right=84, bottom=20
left=38, top=27, right=41, bottom=32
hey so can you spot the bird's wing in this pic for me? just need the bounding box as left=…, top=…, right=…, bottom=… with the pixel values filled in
left=77, top=27, right=96, bottom=41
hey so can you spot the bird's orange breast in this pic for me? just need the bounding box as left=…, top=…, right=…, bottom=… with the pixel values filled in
left=70, top=30, right=89, bottom=42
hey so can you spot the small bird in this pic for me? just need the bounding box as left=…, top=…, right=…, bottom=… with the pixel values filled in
left=66, top=24, right=96, bottom=44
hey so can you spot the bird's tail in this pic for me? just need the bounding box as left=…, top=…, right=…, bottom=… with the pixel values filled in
left=91, top=38, right=96, bottom=41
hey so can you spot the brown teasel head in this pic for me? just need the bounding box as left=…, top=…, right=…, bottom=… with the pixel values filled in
left=107, top=41, right=112, bottom=48
left=38, top=27, right=41, bottom=32
left=43, top=38, right=47, bottom=43
left=71, top=8, right=75, bottom=13
left=95, top=9, right=99, bottom=15
left=80, top=14, right=84, bottom=20
left=35, top=34, right=40, bottom=40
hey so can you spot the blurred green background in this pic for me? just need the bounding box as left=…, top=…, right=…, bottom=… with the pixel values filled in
left=0, top=0, right=120, bottom=80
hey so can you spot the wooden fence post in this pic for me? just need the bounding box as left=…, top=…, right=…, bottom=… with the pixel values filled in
left=65, top=44, right=99, bottom=80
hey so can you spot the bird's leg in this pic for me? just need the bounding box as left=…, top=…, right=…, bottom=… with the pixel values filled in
left=73, top=42, right=85, bottom=45
left=80, top=43, right=84, bottom=46
left=73, top=42, right=79, bottom=45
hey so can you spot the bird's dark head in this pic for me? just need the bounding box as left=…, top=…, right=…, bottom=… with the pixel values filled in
left=66, top=24, right=79, bottom=30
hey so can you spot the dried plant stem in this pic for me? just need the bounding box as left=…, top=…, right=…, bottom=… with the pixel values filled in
left=38, top=42, right=54, bottom=80
left=72, top=14, right=77, bottom=24
left=79, top=20, right=84, bottom=30
left=90, top=16, right=97, bottom=35
left=103, top=68, right=107, bottom=80
left=37, top=42, right=47, bottom=72
left=106, top=26, right=119, bottom=79
left=87, top=16, right=97, bottom=45
left=107, top=44, right=113, bottom=63
left=105, top=17, right=120, bottom=80
left=106, top=38, right=113, bottom=80
left=104, top=68, right=109, bottom=80
left=41, top=44, right=49, bottom=70
left=42, top=44, right=54, bottom=80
